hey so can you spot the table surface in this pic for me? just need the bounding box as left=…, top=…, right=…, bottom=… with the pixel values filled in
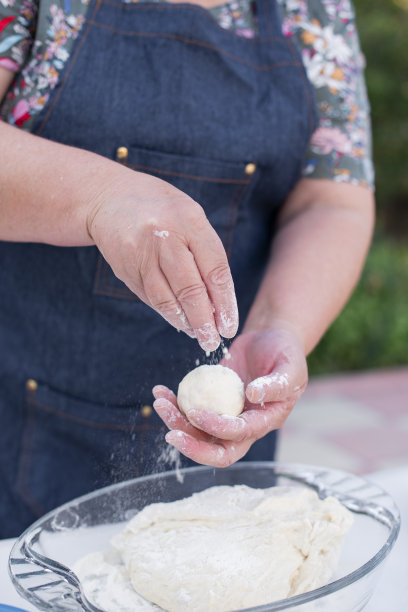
left=1, top=466, right=407, bottom=611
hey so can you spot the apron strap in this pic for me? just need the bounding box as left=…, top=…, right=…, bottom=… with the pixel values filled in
left=256, top=0, right=283, bottom=38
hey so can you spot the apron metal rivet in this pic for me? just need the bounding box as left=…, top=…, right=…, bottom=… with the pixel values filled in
left=244, top=162, right=256, bottom=175
left=26, top=379, right=38, bottom=391
left=141, top=404, right=153, bottom=418
left=116, top=146, right=128, bottom=163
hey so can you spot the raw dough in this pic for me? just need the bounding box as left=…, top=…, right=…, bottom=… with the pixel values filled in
left=110, top=485, right=353, bottom=612
left=177, top=364, right=244, bottom=422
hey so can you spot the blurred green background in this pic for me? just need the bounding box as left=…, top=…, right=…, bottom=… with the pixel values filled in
left=308, top=0, right=408, bottom=375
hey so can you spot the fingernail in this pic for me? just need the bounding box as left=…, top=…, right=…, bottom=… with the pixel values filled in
left=152, top=398, right=167, bottom=410
left=152, top=385, right=166, bottom=398
left=246, top=378, right=267, bottom=403
left=217, top=306, right=239, bottom=338
left=195, top=323, right=220, bottom=352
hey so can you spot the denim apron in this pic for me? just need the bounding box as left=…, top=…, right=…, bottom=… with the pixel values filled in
left=0, top=0, right=317, bottom=535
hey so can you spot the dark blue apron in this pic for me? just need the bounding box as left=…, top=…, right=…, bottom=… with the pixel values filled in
left=0, top=0, right=317, bottom=535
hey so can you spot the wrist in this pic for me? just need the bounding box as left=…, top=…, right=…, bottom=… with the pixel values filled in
left=243, top=311, right=306, bottom=354
left=80, top=156, right=134, bottom=244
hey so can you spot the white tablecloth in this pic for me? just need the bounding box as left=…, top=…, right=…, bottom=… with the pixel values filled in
left=1, top=466, right=407, bottom=611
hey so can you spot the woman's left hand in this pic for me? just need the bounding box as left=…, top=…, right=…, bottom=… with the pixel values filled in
left=152, top=326, right=308, bottom=467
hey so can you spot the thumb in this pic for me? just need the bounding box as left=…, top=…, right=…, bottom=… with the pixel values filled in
left=245, top=369, right=291, bottom=404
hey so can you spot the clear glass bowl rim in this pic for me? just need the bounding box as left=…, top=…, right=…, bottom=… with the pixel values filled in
left=9, top=461, right=401, bottom=611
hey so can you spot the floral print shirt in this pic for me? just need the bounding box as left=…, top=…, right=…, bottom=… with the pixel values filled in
left=0, top=0, right=374, bottom=188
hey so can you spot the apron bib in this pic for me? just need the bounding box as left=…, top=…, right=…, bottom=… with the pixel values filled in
left=0, top=0, right=317, bottom=534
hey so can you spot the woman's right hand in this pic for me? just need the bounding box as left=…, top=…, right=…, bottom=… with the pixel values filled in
left=86, top=169, right=238, bottom=351
left=0, top=115, right=237, bottom=351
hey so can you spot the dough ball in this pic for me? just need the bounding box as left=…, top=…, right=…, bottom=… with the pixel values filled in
left=177, top=364, right=244, bottom=422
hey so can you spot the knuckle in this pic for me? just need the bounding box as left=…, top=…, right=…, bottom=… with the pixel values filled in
left=218, top=453, right=234, bottom=469
left=119, top=235, right=138, bottom=262
left=176, top=282, right=207, bottom=305
left=273, top=402, right=293, bottom=428
left=293, top=380, right=308, bottom=399
left=188, top=201, right=206, bottom=222
left=151, top=297, right=179, bottom=318
left=207, top=263, right=232, bottom=287
left=175, top=197, right=205, bottom=223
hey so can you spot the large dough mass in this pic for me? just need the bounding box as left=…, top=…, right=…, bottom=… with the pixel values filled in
left=112, top=485, right=353, bottom=612
left=177, top=364, right=245, bottom=420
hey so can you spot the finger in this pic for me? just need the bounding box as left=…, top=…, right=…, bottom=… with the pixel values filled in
left=246, top=372, right=289, bottom=404
left=246, top=369, right=306, bottom=405
left=142, top=267, right=196, bottom=338
left=185, top=408, right=247, bottom=442
left=189, top=230, right=238, bottom=339
left=186, top=400, right=295, bottom=442
left=153, top=397, right=209, bottom=439
left=238, top=401, right=295, bottom=438
left=152, top=385, right=177, bottom=404
left=165, top=430, right=252, bottom=468
left=159, top=239, right=220, bottom=352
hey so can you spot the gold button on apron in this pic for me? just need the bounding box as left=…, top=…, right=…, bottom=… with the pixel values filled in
left=116, top=146, right=128, bottom=164
left=244, top=162, right=256, bottom=175
left=141, top=404, right=153, bottom=418
left=26, top=379, right=38, bottom=391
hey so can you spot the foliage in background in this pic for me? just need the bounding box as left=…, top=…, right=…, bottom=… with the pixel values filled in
left=308, top=234, right=408, bottom=375
left=354, top=0, right=408, bottom=236
left=309, top=1, right=408, bottom=375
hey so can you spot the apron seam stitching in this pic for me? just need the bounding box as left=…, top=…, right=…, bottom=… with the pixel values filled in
left=16, top=392, right=47, bottom=518
left=86, top=23, right=302, bottom=71
left=225, top=181, right=251, bottom=259
left=262, top=0, right=273, bottom=38
left=126, top=164, right=251, bottom=184
left=99, top=0, right=279, bottom=43
left=285, top=36, right=316, bottom=136
left=26, top=395, right=162, bottom=432
left=94, top=262, right=141, bottom=299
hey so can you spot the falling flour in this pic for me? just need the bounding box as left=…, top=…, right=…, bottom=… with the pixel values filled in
left=157, top=443, right=184, bottom=484
left=74, top=485, right=353, bottom=612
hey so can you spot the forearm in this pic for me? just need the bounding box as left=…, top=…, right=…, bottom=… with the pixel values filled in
left=0, top=121, right=127, bottom=245
left=244, top=179, right=375, bottom=355
left=0, top=66, right=14, bottom=95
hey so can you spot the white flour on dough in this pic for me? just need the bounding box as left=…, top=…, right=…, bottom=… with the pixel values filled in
left=177, top=364, right=245, bottom=421
left=74, top=485, right=353, bottom=612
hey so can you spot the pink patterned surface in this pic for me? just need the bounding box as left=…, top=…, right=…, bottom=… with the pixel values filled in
left=278, top=367, right=408, bottom=473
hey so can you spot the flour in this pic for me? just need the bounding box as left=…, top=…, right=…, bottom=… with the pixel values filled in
left=247, top=372, right=289, bottom=402
left=221, top=346, right=231, bottom=360
left=74, top=485, right=353, bottom=612
left=157, top=443, right=184, bottom=484
left=153, top=230, right=169, bottom=239
left=74, top=550, right=158, bottom=612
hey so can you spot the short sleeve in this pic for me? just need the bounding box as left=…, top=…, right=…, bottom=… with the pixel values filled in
left=0, top=0, right=38, bottom=72
left=278, top=0, right=375, bottom=190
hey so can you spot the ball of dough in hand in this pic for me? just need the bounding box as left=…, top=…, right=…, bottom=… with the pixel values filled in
left=177, top=364, right=245, bottom=425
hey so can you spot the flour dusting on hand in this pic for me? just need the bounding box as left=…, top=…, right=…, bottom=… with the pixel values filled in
left=153, top=230, right=169, bottom=238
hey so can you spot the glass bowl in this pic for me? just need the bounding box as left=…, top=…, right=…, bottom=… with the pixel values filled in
left=9, top=462, right=400, bottom=611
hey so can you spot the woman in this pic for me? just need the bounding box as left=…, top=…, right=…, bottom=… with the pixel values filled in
left=0, top=0, right=374, bottom=537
